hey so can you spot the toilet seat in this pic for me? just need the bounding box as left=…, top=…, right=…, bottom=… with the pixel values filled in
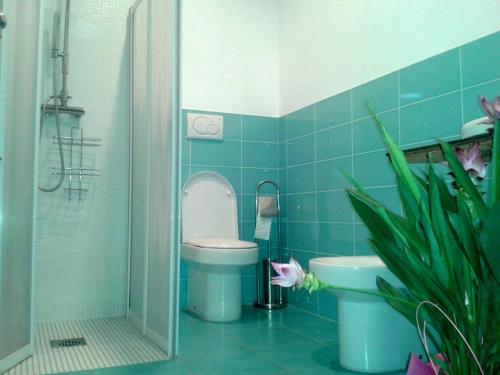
left=180, top=172, right=258, bottom=322
left=184, top=238, right=257, bottom=249
left=181, top=241, right=258, bottom=266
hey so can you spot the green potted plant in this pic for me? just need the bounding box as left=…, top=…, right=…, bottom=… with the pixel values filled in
left=272, top=96, right=500, bottom=374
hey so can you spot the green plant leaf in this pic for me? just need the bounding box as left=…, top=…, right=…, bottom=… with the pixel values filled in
left=479, top=201, right=500, bottom=282
left=439, top=140, right=489, bottom=220
left=488, top=119, right=500, bottom=207
left=369, top=109, right=421, bottom=203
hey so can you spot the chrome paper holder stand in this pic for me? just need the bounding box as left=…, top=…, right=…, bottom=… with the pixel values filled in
left=254, top=180, right=287, bottom=310
left=51, top=127, right=101, bottom=201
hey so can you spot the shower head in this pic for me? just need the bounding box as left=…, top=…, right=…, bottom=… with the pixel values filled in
left=52, top=13, right=60, bottom=59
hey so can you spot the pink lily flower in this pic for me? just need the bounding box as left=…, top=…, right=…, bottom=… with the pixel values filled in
left=271, top=258, right=305, bottom=288
left=407, top=353, right=446, bottom=375
left=454, top=142, right=486, bottom=180
left=478, top=96, right=500, bottom=124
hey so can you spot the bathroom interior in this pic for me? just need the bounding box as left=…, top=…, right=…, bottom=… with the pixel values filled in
left=0, top=0, right=498, bottom=374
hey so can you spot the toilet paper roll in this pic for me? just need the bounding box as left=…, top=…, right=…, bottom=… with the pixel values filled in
left=257, top=196, right=278, bottom=217
left=254, top=214, right=272, bottom=240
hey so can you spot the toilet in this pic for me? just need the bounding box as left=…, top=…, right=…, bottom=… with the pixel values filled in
left=181, top=172, right=258, bottom=322
left=309, top=256, right=421, bottom=373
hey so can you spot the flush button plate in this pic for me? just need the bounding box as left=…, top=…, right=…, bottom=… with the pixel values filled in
left=187, top=113, right=223, bottom=140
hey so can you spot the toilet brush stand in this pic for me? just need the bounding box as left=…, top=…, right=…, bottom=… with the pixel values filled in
left=253, top=180, right=287, bottom=310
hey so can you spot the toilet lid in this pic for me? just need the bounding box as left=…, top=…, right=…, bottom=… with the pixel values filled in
left=184, top=238, right=257, bottom=249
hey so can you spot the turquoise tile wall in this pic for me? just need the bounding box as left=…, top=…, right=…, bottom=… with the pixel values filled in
left=179, top=32, right=499, bottom=321
left=180, top=109, right=280, bottom=307
left=281, top=31, right=500, bottom=320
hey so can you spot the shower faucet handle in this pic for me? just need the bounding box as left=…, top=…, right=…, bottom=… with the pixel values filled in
left=0, top=12, right=7, bottom=35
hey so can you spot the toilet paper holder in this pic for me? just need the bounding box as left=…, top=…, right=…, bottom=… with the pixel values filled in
left=253, top=180, right=287, bottom=310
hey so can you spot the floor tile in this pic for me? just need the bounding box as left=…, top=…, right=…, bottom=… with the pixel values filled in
left=184, top=350, right=286, bottom=375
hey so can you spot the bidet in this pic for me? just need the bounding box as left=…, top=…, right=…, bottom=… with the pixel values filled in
left=310, top=256, right=421, bottom=373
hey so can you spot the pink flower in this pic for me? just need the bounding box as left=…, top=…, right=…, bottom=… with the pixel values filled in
left=271, top=258, right=305, bottom=288
left=407, top=353, right=446, bottom=375
left=478, top=96, right=500, bottom=124
left=455, top=142, right=486, bottom=180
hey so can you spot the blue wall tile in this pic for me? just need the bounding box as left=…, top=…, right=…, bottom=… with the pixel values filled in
left=318, top=290, right=338, bottom=321
left=317, top=223, right=354, bottom=255
left=288, top=164, right=315, bottom=193
left=316, top=91, right=351, bottom=130
left=286, top=105, right=315, bottom=139
left=287, top=133, right=315, bottom=166
left=191, top=139, right=241, bottom=167
left=400, top=49, right=460, bottom=105
left=353, top=150, right=395, bottom=187
left=288, top=251, right=318, bottom=313
left=316, top=157, right=352, bottom=191
left=181, top=137, right=190, bottom=164
left=288, top=222, right=317, bottom=251
left=400, top=92, right=462, bottom=145
left=353, top=110, right=399, bottom=153
left=316, top=190, right=353, bottom=222
left=461, top=31, right=500, bottom=87
left=287, top=193, right=316, bottom=222
left=352, top=72, right=398, bottom=119
left=316, top=123, right=352, bottom=160
left=462, top=79, right=500, bottom=123
left=242, top=168, right=279, bottom=194
left=243, top=142, right=279, bottom=168
left=243, top=115, right=279, bottom=142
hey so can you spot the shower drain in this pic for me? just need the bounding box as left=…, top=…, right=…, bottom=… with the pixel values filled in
left=50, top=337, right=87, bottom=348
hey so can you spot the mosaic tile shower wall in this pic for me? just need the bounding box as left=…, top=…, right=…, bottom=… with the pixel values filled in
left=35, top=0, right=134, bottom=322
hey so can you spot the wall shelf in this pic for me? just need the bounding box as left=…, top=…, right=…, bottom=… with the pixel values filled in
left=388, top=133, right=493, bottom=164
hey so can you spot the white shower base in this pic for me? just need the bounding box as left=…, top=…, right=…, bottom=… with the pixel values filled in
left=5, top=318, right=168, bottom=375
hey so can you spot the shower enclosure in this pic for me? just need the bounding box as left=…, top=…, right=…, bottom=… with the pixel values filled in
left=0, top=1, right=40, bottom=372
left=0, top=0, right=180, bottom=373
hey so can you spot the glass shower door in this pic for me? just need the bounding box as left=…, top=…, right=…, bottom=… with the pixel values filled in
left=0, top=0, right=39, bottom=372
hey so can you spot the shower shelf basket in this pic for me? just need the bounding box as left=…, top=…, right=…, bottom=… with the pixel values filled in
left=51, top=127, right=101, bottom=201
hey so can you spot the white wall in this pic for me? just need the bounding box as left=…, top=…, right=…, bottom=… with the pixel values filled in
left=279, top=0, right=500, bottom=115
left=181, top=0, right=280, bottom=117
left=181, top=0, right=499, bottom=117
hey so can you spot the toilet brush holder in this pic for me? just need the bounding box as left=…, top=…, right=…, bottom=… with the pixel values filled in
left=254, top=257, right=287, bottom=309
left=253, top=180, right=287, bottom=310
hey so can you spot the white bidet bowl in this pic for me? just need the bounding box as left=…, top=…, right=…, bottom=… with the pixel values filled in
left=310, top=256, right=420, bottom=373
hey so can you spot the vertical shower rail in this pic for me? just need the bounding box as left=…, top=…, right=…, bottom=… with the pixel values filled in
left=254, top=180, right=287, bottom=310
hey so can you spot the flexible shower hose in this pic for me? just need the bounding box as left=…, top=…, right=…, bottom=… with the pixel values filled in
left=38, top=58, right=65, bottom=192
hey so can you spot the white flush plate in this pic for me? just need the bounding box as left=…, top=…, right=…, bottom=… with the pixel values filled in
left=187, top=113, right=224, bottom=140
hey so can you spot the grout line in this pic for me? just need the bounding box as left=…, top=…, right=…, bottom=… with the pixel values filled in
left=399, top=88, right=461, bottom=109
left=240, top=114, right=244, bottom=236
left=350, top=89, right=356, bottom=256
left=462, top=77, right=500, bottom=90
left=397, top=71, right=404, bottom=217
left=459, top=46, right=465, bottom=126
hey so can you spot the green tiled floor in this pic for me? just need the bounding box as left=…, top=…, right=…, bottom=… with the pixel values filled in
left=65, top=306, right=405, bottom=375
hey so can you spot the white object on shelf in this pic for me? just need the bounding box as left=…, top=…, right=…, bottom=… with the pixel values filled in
left=461, top=116, right=493, bottom=139
left=187, top=113, right=223, bottom=140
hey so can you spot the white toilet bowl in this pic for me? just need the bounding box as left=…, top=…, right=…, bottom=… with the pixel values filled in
left=181, top=172, right=258, bottom=322
left=310, top=256, right=420, bottom=373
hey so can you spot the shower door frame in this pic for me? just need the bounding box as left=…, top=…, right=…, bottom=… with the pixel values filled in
left=127, top=0, right=181, bottom=357
left=0, top=0, right=42, bottom=372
